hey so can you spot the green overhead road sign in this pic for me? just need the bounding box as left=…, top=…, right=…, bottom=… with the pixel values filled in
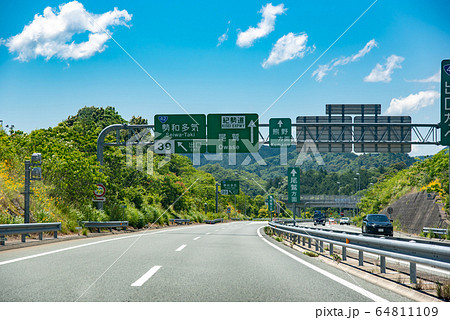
left=154, top=114, right=206, bottom=154
left=267, top=195, right=275, bottom=212
left=207, top=114, right=259, bottom=153
left=441, top=60, right=450, bottom=146
left=288, top=167, right=300, bottom=203
left=269, top=118, right=292, bottom=147
left=221, top=180, right=240, bottom=195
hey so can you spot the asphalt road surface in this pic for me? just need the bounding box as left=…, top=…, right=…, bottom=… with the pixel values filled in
left=0, top=221, right=412, bottom=302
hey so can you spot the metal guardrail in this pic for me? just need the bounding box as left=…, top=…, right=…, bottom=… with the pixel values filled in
left=204, top=218, right=224, bottom=224
left=81, top=221, right=128, bottom=232
left=269, top=221, right=450, bottom=283
left=295, top=223, right=449, bottom=246
left=0, top=223, right=61, bottom=245
left=275, top=219, right=313, bottom=225
left=423, top=227, right=449, bottom=236
left=169, top=219, right=190, bottom=225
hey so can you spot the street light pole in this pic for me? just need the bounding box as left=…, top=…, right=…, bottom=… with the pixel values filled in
left=337, top=181, right=341, bottom=218
left=356, top=172, right=360, bottom=216
left=353, top=177, right=358, bottom=216
left=215, top=182, right=219, bottom=213
left=356, top=172, right=360, bottom=193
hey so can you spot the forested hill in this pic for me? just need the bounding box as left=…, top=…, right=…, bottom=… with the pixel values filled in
left=194, top=145, right=417, bottom=181
left=196, top=145, right=418, bottom=198
left=359, top=149, right=449, bottom=216
left=0, top=107, right=261, bottom=232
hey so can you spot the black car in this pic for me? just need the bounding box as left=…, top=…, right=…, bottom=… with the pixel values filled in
left=362, top=214, right=393, bottom=236
left=313, top=212, right=326, bottom=226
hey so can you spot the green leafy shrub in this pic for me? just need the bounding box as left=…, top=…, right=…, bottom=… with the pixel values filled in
left=304, top=251, right=319, bottom=257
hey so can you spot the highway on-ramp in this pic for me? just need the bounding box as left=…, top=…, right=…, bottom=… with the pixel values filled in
left=0, top=221, right=412, bottom=302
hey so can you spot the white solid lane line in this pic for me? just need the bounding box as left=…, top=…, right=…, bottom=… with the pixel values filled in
left=193, top=237, right=201, bottom=241
left=176, top=244, right=187, bottom=252
left=131, top=266, right=162, bottom=287
left=257, top=226, right=388, bottom=302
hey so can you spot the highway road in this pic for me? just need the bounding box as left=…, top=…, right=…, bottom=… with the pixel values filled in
left=0, top=221, right=412, bottom=302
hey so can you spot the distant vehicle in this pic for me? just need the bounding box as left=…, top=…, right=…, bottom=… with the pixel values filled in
left=329, top=218, right=335, bottom=224
left=340, top=217, right=350, bottom=225
left=313, top=211, right=325, bottom=226
left=361, top=214, right=393, bottom=236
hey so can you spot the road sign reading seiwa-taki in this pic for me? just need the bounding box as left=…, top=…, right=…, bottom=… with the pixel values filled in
left=154, top=114, right=206, bottom=154
left=207, top=114, right=259, bottom=153
left=441, top=60, right=450, bottom=146
left=221, top=180, right=240, bottom=195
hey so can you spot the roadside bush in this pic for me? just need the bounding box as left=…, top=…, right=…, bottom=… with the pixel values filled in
left=436, top=282, right=450, bottom=301
left=126, top=206, right=145, bottom=229
left=304, top=251, right=319, bottom=257
left=264, top=226, right=273, bottom=236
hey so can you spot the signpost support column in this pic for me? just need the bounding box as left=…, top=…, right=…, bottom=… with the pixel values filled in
left=24, top=160, right=30, bottom=224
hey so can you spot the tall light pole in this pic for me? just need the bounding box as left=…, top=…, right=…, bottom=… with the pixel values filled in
left=353, top=178, right=358, bottom=216
left=277, top=182, right=282, bottom=219
left=356, top=172, right=360, bottom=193
left=215, top=182, right=219, bottom=213
left=356, top=172, right=360, bottom=216
left=337, top=181, right=341, bottom=218
left=235, top=172, right=239, bottom=216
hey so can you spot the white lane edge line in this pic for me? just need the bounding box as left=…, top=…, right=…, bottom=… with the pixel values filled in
left=131, top=265, right=162, bottom=287
left=256, top=226, right=388, bottom=302
left=206, top=232, right=211, bottom=235
left=176, top=244, right=187, bottom=252
left=193, top=237, right=201, bottom=241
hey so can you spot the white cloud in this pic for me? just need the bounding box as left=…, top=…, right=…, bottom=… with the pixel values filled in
left=386, top=90, right=439, bottom=115
left=1, top=1, right=132, bottom=61
left=406, top=71, right=440, bottom=83
left=217, top=21, right=230, bottom=47
left=364, top=54, right=404, bottom=83
left=262, top=32, right=313, bottom=68
left=409, top=144, right=445, bottom=157
left=236, top=3, right=286, bottom=48
left=312, top=39, right=377, bottom=81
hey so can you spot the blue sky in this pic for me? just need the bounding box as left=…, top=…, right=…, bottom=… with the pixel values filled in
left=1, top=0, right=449, bottom=156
